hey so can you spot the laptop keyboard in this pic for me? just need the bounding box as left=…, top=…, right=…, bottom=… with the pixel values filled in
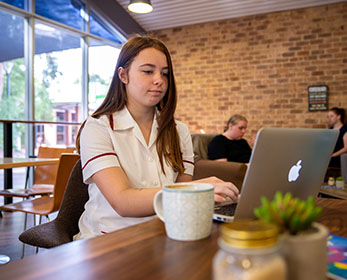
left=214, top=203, right=238, bottom=216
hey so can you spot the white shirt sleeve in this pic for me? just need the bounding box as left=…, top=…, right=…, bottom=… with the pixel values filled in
left=80, top=116, right=120, bottom=184
left=177, top=121, right=195, bottom=176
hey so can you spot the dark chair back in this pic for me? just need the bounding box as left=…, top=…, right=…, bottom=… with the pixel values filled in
left=19, top=159, right=89, bottom=248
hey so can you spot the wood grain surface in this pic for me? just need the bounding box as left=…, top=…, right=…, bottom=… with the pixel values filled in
left=0, top=198, right=345, bottom=280
left=0, top=158, right=59, bottom=170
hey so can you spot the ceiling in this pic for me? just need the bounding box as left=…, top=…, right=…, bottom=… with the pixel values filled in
left=115, top=0, right=346, bottom=31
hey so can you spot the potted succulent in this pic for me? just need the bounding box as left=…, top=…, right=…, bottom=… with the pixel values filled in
left=335, top=177, right=345, bottom=189
left=254, top=192, right=328, bottom=280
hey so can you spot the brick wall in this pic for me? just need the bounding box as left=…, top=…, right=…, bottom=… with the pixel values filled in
left=150, top=2, right=347, bottom=141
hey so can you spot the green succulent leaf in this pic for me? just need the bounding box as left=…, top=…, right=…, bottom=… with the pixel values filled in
left=254, top=192, right=321, bottom=235
left=290, top=215, right=301, bottom=234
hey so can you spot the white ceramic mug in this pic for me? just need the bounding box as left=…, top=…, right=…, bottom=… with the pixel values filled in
left=153, top=182, right=214, bottom=241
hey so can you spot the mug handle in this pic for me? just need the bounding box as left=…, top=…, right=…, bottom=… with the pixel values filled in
left=153, top=190, right=164, bottom=222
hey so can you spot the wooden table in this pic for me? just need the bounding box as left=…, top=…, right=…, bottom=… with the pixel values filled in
left=0, top=158, right=59, bottom=170
left=0, top=119, right=79, bottom=204
left=0, top=198, right=345, bottom=280
left=0, top=157, right=59, bottom=204
left=319, top=187, right=347, bottom=200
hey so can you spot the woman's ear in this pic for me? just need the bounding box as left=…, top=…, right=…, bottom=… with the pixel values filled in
left=118, top=67, right=128, bottom=84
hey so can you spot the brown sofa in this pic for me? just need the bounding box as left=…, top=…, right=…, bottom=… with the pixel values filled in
left=191, top=133, right=247, bottom=191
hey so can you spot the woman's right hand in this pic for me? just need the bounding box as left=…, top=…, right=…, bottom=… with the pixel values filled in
left=194, top=176, right=239, bottom=203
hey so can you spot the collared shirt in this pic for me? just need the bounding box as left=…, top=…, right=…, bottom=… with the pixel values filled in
left=76, top=106, right=194, bottom=239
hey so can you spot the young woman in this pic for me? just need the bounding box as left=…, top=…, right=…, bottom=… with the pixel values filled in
left=328, top=107, right=347, bottom=168
left=74, top=36, right=239, bottom=239
left=208, top=114, right=252, bottom=163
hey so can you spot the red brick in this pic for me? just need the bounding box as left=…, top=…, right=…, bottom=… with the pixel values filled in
left=150, top=2, right=347, bottom=135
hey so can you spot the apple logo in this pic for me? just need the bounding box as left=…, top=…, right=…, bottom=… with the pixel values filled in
left=288, top=160, right=302, bottom=182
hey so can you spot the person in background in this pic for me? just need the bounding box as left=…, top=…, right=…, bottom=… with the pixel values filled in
left=328, top=107, right=347, bottom=168
left=73, top=35, right=239, bottom=239
left=208, top=114, right=252, bottom=163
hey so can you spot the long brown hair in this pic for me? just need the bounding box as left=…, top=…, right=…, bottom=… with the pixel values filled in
left=76, top=35, right=184, bottom=174
left=329, top=107, right=347, bottom=125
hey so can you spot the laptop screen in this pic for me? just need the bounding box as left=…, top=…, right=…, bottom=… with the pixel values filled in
left=233, top=127, right=338, bottom=220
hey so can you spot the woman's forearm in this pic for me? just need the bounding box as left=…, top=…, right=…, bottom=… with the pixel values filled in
left=92, top=166, right=160, bottom=217
left=332, top=147, right=347, bottom=157
left=112, top=187, right=160, bottom=217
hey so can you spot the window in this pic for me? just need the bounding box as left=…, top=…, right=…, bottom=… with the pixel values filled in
left=0, top=0, right=124, bottom=156
left=34, top=22, right=82, bottom=123
left=35, top=124, right=45, bottom=146
left=35, top=0, right=86, bottom=31
left=88, top=39, right=120, bottom=114
left=0, top=10, right=25, bottom=157
left=0, top=0, right=25, bottom=10
left=90, top=13, right=123, bottom=44
left=56, top=111, right=65, bottom=144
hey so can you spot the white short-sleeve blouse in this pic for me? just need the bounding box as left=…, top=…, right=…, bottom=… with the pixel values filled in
left=76, top=107, right=194, bottom=239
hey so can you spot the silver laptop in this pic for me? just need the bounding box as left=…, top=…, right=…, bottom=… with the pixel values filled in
left=214, top=127, right=339, bottom=222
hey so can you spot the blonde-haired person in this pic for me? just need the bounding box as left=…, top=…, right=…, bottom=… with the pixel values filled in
left=74, top=36, right=239, bottom=239
left=208, top=115, right=252, bottom=163
left=327, top=107, right=347, bottom=168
